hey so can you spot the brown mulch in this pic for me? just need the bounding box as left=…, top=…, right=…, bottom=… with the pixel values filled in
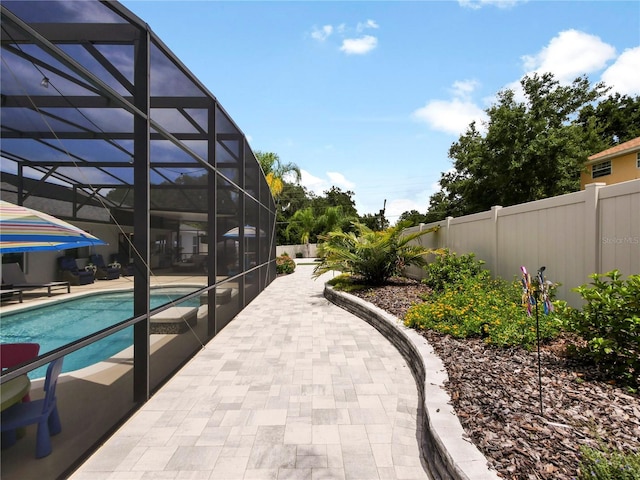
left=349, top=277, right=640, bottom=480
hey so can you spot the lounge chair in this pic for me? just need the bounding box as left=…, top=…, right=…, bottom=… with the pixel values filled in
left=110, top=253, right=134, bottom=276
left=0, top=286, right=23, bottom=303
left=1, top=263, right=70, bottom=296
left=89, top=254, right=120, bottom=280
left=57, top=256, right=94, bottom=285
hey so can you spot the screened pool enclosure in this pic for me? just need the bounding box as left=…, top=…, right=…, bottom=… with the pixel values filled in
left=1, top=1, right=276, bottom=473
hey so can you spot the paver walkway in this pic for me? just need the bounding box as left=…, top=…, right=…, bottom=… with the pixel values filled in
left=71, top=265, right=431, bottom=480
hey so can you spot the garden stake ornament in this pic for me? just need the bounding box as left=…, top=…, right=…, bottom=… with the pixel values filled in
left=521, top=265, right=554, bottom=417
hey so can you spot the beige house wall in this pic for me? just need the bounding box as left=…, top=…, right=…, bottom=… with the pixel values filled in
left=580, top=151, right=640, bottom=189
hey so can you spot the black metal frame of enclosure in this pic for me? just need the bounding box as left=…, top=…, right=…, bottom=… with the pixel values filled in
left=0, top=0, right=277, bottom=403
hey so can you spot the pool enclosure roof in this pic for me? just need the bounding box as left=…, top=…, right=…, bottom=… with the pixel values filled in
left=0, top=0, right=274, bottom=224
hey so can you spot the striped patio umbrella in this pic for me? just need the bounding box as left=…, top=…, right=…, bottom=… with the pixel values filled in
left=0, top=200, right=106, bottom=253
left=223, top=225, right=265, bottom=238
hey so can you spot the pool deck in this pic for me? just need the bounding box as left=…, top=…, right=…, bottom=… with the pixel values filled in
left=1, top=266, right=433, bottom=479
left=1, top=265, right=498, bottom=480
left=68, top=264, right=431, bottom=479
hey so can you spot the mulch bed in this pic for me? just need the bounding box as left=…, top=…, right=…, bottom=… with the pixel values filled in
left=349, top=277, right=640, bottom=480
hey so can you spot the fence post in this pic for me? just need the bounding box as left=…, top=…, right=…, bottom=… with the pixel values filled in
left=445, top=216, right=453, bottom=250
left=584, top=182, right=605, bottom=278
left=491, top=205, right=502, bottom=276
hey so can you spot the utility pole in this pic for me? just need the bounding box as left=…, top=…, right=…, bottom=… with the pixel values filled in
left=379, top=199, right=386, bottom=230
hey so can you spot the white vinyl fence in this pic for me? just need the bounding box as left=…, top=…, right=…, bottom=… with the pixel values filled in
left=276, top=243, right=318, bottom=259
left=404, top=180, right=640, bottom=307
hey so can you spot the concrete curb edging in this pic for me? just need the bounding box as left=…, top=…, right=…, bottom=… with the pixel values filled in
left=324, top=285, right=501, bottom=480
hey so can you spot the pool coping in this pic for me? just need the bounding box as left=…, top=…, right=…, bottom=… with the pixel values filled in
left=324, top=284, right=501, bottom=480
left=0, top=283, right=207, bottom=313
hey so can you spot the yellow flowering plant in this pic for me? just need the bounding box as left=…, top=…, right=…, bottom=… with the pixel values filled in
left=405, top=276, right=562, bottom=349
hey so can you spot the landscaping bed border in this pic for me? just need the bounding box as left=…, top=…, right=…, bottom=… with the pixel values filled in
left=324, top=284, right=500, bottom=480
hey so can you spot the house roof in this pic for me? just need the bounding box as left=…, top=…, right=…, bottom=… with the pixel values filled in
left=587, top=136, right=640, bottom=164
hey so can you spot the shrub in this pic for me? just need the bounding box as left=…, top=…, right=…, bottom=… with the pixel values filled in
left=422, top=249, right=489, bottom=292
left=313, top=221, right=440, bottom=286
left=405, top=275, right=562, bottom=349
left=555, top=270, right=640, bottom=387
left=276, top=254, right=296, bottom=274
left=326, top=273, right=367, bottom=293
left=579, top=444, right=640, bottom=480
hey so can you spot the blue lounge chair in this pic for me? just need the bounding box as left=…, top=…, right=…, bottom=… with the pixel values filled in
left=89, top=254, right=120, bottom=280
left=57, top=256, right=94, bottom=285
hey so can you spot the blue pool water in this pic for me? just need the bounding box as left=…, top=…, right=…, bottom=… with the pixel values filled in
left=0, top=288, right=201, bottom=379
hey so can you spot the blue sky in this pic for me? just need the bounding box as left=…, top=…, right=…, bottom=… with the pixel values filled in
left=122, top=0, right=640, bottom=221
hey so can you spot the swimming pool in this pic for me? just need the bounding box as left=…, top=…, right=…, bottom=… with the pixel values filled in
left=0, top=287, right=201, bottom=379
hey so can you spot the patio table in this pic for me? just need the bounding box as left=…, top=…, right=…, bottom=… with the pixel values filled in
left=1, top=374, right=31, bottom=412
left=1, top=374, right=32, bottom=445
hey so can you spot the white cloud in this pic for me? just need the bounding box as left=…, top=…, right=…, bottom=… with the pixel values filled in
left=413, top=78, right=487, bottom=135
left=501, top=29, right=626, bottom=103
left=450, top=80, right=479, bottom=99
left=387, top=198, right=423, bottom=220
left=458, top=0, right=523, bottom=9
left=300, top=169, right=325, bottom=195
left=359, top=180, right=440, bottom=221
left=357, top=19, right=379, bottom=32
left=310, top=20, right=379, bottom=55
left=327, top=171, right=356, bottom=189
left=340, top=35, right=378, bottom=55
left=282, top=171, right=299, bottom=183
left=386, top=195, right=430, bottom=221
left=521, top=29, right=616, bottom=83
left=311, top=25, right=333, bottom=42
left=601, top=46, right=640, bottom=96
left=300, top=169, right=356, bottom=196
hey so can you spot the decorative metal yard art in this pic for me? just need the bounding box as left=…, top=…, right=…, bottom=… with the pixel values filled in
left=521, top=265, right=554, bottom=417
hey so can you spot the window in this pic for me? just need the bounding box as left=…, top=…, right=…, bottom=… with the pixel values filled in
left=592, top=160, right=611, bottom=179
left=636, top=152, right=639, bottom=168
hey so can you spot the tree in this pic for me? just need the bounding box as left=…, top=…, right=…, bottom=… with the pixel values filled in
left=317, top=206, right=356, bottom=235
left=310, top=187, right=358, bottom=218
left=423, top=190, right=461, bottom=223
left=396, top=210, right=429, bottom=227
left=106, top=172, right=213, bottom=213
left=427, top=73, right=609, bottom=220
left=255, top=151, right=301, bottom=199
left=359, top=212, right=388, bottom=231
left=275, top=182, right=313, bottom=244
left=313, top=221, right=440, bottom=285
left=576, top=93, right=640, bottom=149
left=285, top=207, right=317, bottom=256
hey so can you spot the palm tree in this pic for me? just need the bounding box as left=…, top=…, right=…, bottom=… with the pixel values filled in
left=313, top=221, right=441, bottom=285
left=285, top=207, right=316, bottom=257
left=255, top=151, right=301, bottom=199
left=317, top=206, right=355, bottom=235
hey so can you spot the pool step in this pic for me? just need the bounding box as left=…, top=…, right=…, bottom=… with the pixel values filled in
left=150, top=306, right=198, bottom=334
left=199, top=287, right=233, bottom=305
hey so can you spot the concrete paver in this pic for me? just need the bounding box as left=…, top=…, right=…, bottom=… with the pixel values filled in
left=70, top=265, right=431, bottom=480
